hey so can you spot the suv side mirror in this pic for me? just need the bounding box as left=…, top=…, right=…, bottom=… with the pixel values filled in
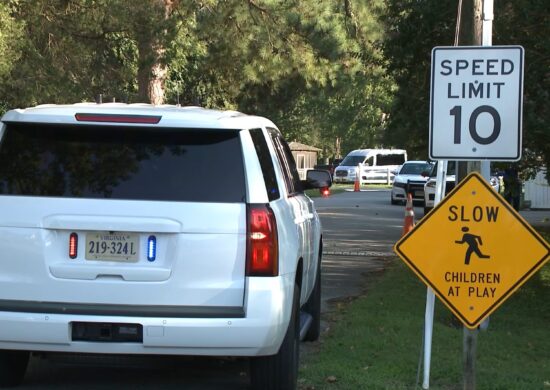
left=303, top=169, right=332, bottom=189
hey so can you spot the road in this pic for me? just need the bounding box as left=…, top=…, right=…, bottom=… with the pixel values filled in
left=18, top=189, right=550, bottom=388
left=312, top=188, right=417, bottom=310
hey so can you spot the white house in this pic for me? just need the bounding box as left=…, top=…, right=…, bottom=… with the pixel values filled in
left=524, top=168, right=550, bottom=209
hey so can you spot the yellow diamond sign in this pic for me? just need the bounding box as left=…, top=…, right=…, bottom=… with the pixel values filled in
left=394, top=172, right=550, bottom=328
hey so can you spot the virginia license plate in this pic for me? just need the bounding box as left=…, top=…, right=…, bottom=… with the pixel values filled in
left=85, top=232, right=139, bottom=262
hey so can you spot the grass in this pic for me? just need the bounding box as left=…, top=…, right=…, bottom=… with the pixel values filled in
left=299, top=230, right=550, bottom=390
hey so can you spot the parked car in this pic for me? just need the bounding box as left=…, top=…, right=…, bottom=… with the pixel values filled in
left=423, top=161, right=500, bottom=215
left=314, top=158, right=343, bottom=177
left=390, top=160, right=434, bottom=205
left=333, top=148, right=407, bottom=184
left=0, top=103, right=332, bottom=389
left=423, top=162, right=457, bottom=215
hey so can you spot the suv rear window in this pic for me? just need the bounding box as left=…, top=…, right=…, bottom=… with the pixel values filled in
left=0, top=123, right=245, bottom=203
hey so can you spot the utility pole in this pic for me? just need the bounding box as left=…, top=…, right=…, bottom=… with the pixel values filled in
left=456, top=0, right=483, bottom=183
left=459, top=4, right=481, bottom=388
left=425, top=1, right=522, bottom=388
left=422, top=3, right=484, bottom=388
left=457, top=1, right=492, bottom=389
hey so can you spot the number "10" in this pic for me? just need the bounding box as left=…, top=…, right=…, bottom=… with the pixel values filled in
left=450, top=105, right=501, bottom=145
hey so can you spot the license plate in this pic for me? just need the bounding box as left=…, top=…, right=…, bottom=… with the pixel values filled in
left=85, top=232, right=140, bottom=262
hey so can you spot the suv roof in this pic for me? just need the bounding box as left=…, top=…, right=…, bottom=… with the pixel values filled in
left=1, top=103, right=277, bottom=130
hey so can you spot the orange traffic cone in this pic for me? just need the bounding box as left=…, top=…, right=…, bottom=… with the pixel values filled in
left=402, top=193, right=415, bottom=236
left=354, top=174, right=360, bottom=192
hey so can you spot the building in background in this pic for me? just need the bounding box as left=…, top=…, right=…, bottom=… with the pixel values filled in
left=524, top=169, right=550, bottom=209
left=289, top=141, right=321, bottom=180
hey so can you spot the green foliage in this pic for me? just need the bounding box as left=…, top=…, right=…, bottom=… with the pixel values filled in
left=4, top=0, right=545, bottom=174
left=380, top=0, right=456, bottom=160
left=381, top=0, right=550, bottom=178
left=2, top=0, right=140, bottom=106
left=1, top=0, right=393, bottom=160
left=0, top=3, right=23, bottom=81
left=492, top=0, right=550, bottom=178
left=166, top=0, right=394, bottom=159
left=229, top=1, right=394, bottom=158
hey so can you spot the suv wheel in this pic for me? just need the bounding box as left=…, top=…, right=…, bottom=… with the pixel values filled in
left=303, top=256, right=321, bottom=341
left=0, top=350, right=29, bottom=387
left=250, top=284, right=300, bottom=390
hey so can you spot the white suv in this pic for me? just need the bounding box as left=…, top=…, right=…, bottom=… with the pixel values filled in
left=390, top=160, right=433, bottom=205
left=423, top=161, right=499, bottom=215
left=0, top=104, right=331, bottom=389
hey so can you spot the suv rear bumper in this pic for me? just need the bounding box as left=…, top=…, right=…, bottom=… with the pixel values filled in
left=0, top=275, right=294, bottom=357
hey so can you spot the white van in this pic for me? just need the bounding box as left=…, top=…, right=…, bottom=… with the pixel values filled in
left=333, top=149, right=407, bottom=184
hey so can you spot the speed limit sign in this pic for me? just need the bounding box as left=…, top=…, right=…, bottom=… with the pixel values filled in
left=429, top=46, right=524, bottom=161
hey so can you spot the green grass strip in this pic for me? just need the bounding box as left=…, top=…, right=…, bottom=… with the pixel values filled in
left=299, top=248, right=550, bottom=389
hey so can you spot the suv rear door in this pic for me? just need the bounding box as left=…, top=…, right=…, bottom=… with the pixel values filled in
left=268, top=129, right=317, bottom=299
left=0, top=122, right=247, bottom=314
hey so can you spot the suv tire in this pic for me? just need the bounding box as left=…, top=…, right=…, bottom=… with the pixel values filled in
left=250, top=284, right=300, bottom=390
left=303, top=255, right=321, bottom=342
left=0, top=350, right=29, bottom=387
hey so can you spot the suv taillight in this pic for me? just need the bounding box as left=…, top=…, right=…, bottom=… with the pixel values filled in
left=246, top=204, right=278, bottom=276
left=69, top=232, right=78, bottom=259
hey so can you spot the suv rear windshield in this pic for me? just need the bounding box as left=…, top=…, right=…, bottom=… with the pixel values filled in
left=400, top=162, right=433, bottom=175
left=0, top=123, right=245, bottom=203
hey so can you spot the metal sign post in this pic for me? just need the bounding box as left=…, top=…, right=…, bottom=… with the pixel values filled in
left=422, top=160, right=447, bottom=389
left=479, top=0, right=494, bottom=203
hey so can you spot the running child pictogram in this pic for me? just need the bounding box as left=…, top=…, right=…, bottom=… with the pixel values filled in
left=455, top=226, right=490, bottom=265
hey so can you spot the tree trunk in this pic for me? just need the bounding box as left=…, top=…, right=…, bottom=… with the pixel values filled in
left=149, top=55, right=167, bottom=105
left=136, top=0, right=175, bottom=105
left=137, top=37, right=154, bottom=103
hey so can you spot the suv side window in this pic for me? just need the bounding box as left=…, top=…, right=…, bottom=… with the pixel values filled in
left=268, top=128, right=303, bottom=196
left=249, top=128, right=280, bottom=201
